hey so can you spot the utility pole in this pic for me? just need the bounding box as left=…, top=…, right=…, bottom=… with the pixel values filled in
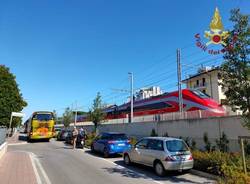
left=177, top=49, right=183, bottom=113
left=128, top=72, right=134, bottom=123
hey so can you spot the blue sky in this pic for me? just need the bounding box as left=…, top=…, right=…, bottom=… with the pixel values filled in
left=0, top=0, right=249, bottom=118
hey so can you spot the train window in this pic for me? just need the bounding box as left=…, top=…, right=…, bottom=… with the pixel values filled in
left=191, top=89, right=210, bottom=99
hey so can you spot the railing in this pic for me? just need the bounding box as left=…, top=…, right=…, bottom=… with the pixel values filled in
left=0, top=127, right=7, bottom=145
left=101, top=110, right=226, bottom=124
left=74, top=110, right=226, bottom=125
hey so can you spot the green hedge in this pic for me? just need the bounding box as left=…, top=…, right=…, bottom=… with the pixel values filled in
left=192, top=151, right=250, bottom=184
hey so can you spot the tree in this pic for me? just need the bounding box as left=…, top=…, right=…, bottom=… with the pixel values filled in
left=88, top=92, right=105, bottom=132
left=62, top=107, right=72, bottom=127
left=53, top=110, right=58, bottom=124
left=220, top=9, right=250, bottom=128
left=0, top=65, right=27, bottom=127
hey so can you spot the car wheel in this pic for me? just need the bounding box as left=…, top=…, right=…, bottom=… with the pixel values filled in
left=123, top=154, right=131, bottom=165
left=154, top=161, right=166, bottom=177
left=103, top=147, right=109, bottom=158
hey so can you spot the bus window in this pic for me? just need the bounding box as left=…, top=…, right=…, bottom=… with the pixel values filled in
left=33, top=114, right=53, bottom=121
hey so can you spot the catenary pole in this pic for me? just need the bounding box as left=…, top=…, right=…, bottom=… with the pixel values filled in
left=128, top=72, right=134, bottom=123
left=177, top=49, right=183, bottom=113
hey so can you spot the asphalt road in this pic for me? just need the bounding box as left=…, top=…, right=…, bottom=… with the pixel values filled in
left=8, top=136, right=215, bottom=184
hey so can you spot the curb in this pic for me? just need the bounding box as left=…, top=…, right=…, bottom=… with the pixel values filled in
left=0, top=142, right=8, bottom=160
left=190, top=169, right=219, bottom=181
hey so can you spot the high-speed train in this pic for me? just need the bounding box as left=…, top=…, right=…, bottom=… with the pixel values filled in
left=103, top=89, right=225, bottom=119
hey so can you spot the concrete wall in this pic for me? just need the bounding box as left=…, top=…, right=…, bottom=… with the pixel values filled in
left=80, top=116, right=250, bottom=152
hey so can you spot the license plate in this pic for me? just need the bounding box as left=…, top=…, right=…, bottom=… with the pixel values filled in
left=118, top=143, right=125, bottom=146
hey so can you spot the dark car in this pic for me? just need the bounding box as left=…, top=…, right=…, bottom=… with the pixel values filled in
left=91, top=132, right=132, bottom=157
left=57, top=130, right=68, bottom=141
left=65, top=130, right=73, bottom=144
left=65, top=130, right=85, bottom=149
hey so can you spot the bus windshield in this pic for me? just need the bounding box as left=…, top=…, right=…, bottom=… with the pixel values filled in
left=191, top=90, right=210, bottom=99
left=33, top=114, right=53, bottom=121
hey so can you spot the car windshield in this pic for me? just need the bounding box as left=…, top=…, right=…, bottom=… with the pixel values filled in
left=165, top=140, right=189, bottom=152
left=33, top=114, right=53, bottom=121
left=109, top=134, right=128, bottom=140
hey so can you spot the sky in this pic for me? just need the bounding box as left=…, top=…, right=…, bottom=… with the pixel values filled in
left=0, top=0, right=249, bottom=119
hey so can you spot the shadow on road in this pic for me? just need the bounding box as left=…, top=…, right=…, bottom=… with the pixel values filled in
left=83, top=149, right=210, bottom=183
left=102, top=160, right=210, bottom=184
left=84, top=150, right=122, bottom=158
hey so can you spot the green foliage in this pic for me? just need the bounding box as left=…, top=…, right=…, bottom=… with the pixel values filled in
left=0, top=65, right=27, bottom=127
left=220, top=9, right=250, bottom=128
left=163, top=132, right=169, bottom=137
left=85, top=132, right=96, bottom=148
left=192, top=150, right=250, bottom=183
left=129, top=137, right=137, bottom=146
left=184, top=137, right=191, bottom=147
left=203, top=132, right=212, bottom=152
left=62, top=107, right=72, bottom=127
left=244, top=140, right=250, bottom=155
left=191, top=139, right=197, bottom=150
left=150, top=128, right=158, bottom=137
left=53, top=110, right=58, bottom=124
left=216, top=132, right=229, bottom=152
left=88, top=92, right=105, bottom=132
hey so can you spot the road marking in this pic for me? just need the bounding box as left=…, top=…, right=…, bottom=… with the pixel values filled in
left=29, top=152, right=52, bottom=184
left=79, top=149, right=165, bottom=184
left=29, top=152, right=42, bottom=184
left=8, top=142, right=28, bottom=146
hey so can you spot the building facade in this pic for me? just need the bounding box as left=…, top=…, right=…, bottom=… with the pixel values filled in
left=182, top=66, right=240, bottom=115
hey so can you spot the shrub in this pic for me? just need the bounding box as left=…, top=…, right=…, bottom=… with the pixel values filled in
left=191, top=139, right=197, bottom=150
left=203, top=132, right=212, bottom=152
left=85, top=132, right=96, bottom=148
left=184, top=137, right=191, bottom=147
left=192, top=150, right=250, bottom=183
left=150, top=129, right=158, bottom=137
left=129, top=137, right=137, bottom=146
left=216, top=132, right=229, bottom=152
left=163, top=132, right=169, bottom=137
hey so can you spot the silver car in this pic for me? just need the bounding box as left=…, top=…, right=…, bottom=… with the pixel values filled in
left=123, top=137, right=194, bottom=176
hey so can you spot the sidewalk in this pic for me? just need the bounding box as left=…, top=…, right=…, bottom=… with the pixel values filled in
left=0, top=151, right=37, bottom=184
left=7, top=132, right=25, bottom=145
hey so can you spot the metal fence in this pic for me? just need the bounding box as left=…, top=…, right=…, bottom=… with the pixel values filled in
left=73, top=110, right=227, bottom=126
left=0, top=127, right=7, bottom=145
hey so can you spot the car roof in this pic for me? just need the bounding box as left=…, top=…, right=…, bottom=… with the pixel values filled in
left=143, top=137, right=183, bottom=141
left=102, top=132, right=126, bottom=135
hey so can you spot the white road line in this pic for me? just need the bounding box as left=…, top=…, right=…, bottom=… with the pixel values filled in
left=29, top=152, right=52, bottom=184
left=29, top=152, right=42, bottom=184
left=8, top=142, right=28, bottom=146
left=79, top=149, right=165, bottom=184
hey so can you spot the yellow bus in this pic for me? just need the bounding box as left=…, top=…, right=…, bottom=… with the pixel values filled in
left=27, top=111, right=55, bottom=142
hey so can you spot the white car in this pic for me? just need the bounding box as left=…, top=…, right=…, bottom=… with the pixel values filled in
left=123, top=137, right=194, bottom=176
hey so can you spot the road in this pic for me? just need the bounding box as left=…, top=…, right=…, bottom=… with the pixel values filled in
left=8, top=136, right=215, bottom=184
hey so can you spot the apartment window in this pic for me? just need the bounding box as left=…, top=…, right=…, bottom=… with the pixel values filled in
left=202, top=89, right=206, bottom=94
left=202, top=78, right=206, bottom=86
left=196, top=80, right=199, bottom=86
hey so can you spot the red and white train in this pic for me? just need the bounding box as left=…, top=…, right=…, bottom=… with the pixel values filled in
left=103, top=89, right=225, bottom=119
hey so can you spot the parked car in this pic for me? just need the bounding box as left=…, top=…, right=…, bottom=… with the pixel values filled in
left=91, top=132, right=132, bottom=157
left=65, top=130, right=85, bottom=149
left=123, top=137, right=194, bottom=176
left=57, top=130, right=67, bottom=141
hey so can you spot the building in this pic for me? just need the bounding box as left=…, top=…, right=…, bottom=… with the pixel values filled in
left=182, top=66, right=240, bottom=115
left=135, top=86, right=163, bottom=101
